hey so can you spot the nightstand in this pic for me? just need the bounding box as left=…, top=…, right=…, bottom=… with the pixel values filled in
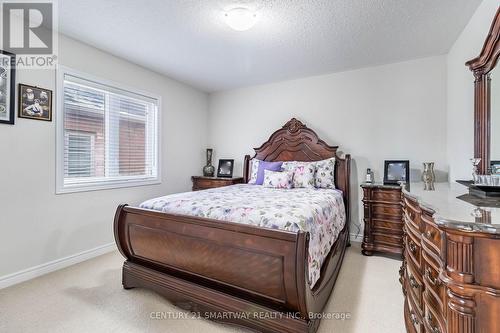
left=360, top=183, right=403, bottom=257
left=191, top=176, right=244, bottom=191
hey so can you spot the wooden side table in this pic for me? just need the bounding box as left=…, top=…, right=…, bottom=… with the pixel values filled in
left=360, top=183, right=403, bottom=256
left=191, top=176, right=244, bottom=191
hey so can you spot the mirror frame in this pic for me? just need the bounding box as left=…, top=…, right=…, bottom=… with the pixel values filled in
left=466, top=7, right=500, bottom=174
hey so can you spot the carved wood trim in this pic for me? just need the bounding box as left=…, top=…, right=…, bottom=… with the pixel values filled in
left=466, top=7, right=500, bottom=174
left=446, top=233, right=474, bottom=284
left=447, top=289, right=476, bottom=333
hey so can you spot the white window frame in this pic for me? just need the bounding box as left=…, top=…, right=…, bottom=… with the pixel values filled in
left=56, top=66, right=162, bottom=194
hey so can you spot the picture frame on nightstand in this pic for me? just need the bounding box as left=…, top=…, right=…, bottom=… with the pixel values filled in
left=217, top=159, right=234, bottom=178
left=383, top=160, right=409, bottom=185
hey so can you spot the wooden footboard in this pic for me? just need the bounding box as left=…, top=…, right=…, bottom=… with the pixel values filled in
left=114, top=204, right=349, bottom=333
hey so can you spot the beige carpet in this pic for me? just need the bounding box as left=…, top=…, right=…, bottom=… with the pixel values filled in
left=0, top=242, right=404, bottom=333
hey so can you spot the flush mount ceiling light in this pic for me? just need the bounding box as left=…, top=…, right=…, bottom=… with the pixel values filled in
left=224, top=7, right=258, bottom=31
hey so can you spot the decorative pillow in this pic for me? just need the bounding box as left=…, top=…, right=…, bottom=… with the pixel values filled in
left=248, top=159, right=260, bottom=184
left=262, top=170, right=293, bottom=189
left=255, top=161, right=283, bottom=185
left=293, top=164, right=316, bottom=188
left=315, top=157, right=336, bottom=189
left=281, top=161, right=299, bottom=172
left=282, top=161, right=307, bottom=172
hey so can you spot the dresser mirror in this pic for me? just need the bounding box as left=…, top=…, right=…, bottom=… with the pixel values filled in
left=466, top=8, right=500, bottom=175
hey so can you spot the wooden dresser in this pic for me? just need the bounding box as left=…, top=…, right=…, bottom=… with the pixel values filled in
left=361, top=183, right=403, bottom=256
left=401, top=183, right=500, bottom=333
left=191, top=176, right=244, bottom=191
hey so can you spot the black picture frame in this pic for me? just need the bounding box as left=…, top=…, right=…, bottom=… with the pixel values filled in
left=383, top=160, right=410, bottom=185
left=0, top=50, right=16, bottom=125
left=217, top=159, right=234, bottom=178
left=18, top=84, right=53, bottom=121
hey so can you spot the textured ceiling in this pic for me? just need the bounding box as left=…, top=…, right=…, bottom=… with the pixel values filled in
left=59, top=0, right=482, bottom=92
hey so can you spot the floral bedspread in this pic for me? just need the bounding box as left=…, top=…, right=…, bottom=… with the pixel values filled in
left=139, top=184, right=346, bottom=287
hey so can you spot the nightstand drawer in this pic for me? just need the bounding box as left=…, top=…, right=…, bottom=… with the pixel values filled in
left=371, top=188, right=402, bottom=202
left=371, top=204, right=402, bottom=218
left=192, top=176, right=243, bottom=191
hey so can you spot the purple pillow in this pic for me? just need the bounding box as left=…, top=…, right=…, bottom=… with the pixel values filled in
left=255, top=161, right=283, bottom=185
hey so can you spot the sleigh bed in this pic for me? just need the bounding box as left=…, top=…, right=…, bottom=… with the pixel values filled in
left=114, top=118, right=351, bottom=333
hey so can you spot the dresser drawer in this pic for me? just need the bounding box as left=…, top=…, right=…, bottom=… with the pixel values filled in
left=423, top=258, right=444, bottom=312
left=424, top=298, right=445, bottom=333
left=406, top=229, right=422, bottom=269
left=421, top=212, right=442, bottom=256
left=407, top=261, right=423, bottom=310
left=407, top=289, right=423, bottom=333
left=403, top=196, right=421, bottom=231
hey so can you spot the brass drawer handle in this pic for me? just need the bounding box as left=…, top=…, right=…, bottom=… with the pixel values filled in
left=409, top=275, right=419, bottom=289
left=426, top=313, right=441, bottom=333
left=425, top=230, right=433, bottom=239
left=425, top=268, right=441, bottom=286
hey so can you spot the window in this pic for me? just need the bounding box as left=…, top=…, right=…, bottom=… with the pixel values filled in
left=65, top=132, right=95, bottom=178
left=56, top=67, right=160, bottom=193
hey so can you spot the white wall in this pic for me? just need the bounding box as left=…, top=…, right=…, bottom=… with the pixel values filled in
left=446, top=0, right=499, bottom=180
left=0, top=34, right=208, bottom=280
left=208, top=56, right=448, bottom=237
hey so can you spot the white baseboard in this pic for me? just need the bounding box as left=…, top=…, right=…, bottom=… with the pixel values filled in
left=350, top=233, right=362, bottom=243
left=0, top=242, right=116, bottom=289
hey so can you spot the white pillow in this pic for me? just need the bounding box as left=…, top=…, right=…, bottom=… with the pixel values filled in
left=282, top=161, right=307, bottom=172
left=262, top=170, right=293, bottom=189
left=315, top=157, right=336, bottom=189
left=292, top=164, right=316, bottom=188
left=248, top=159, right=260, bottom=184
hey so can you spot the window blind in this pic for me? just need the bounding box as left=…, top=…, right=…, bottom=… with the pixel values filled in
left=61, top=73, right=159, bottom=189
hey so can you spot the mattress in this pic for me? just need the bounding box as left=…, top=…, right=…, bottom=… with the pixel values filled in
left=140, top=184, right=346, bottom=287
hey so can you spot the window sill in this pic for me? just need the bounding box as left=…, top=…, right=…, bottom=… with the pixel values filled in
left=55, top=178, right=161, bottom=194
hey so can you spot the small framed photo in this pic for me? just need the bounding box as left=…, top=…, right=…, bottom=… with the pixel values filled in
left=491, top=161, right=500, bottom=175
left=18, top=84, right=53, bottom=121
left=0, top=50, right=16, bottom=125
left=384, top=160, right=410, bottom=185
left=217, top=159, right=234, bottom=178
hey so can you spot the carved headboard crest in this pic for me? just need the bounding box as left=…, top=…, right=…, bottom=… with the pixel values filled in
left=251, top=118, right=339, bottom=162
left=283, top=118, right=307, bottom=133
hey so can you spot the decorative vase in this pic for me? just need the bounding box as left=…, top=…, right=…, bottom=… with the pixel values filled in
left=203, top=149, right=215, bottom=177
left=421, top=162, right=435, bottom=191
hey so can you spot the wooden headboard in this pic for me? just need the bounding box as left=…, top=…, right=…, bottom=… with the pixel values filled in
left=243, top=118, right=351, bottom=225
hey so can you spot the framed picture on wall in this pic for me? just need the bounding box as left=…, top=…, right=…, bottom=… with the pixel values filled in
left=217, top=159, right=234, bottom=178
left=383, top=160, right=410, bottom=185
left=0, top=50, right=16, bottom=125
left=18, top=84, right=53, bottom=121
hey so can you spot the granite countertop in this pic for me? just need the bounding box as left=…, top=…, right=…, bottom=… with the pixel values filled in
left=402, top=182, right=500, bottom=235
